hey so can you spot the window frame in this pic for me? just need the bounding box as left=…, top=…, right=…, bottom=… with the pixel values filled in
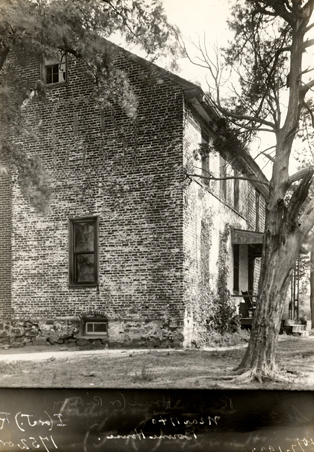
left=85, top=321, right=108, bottom=336
left=69, top=216, right=99, bottom=288
left=255, top=191, right=260, bottom=232
left=42, top=52, right=67, bottom=86
left=234, top=172, right=240, bottom=211
left=201, top=154, right=210, bottom=187
left=220, top=156, right=227, bottom=200
left=233, top=244, right=240, bottom=292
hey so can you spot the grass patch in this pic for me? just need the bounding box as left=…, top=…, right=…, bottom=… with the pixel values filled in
left=132, top=364, right=154, bottom=383
left=0, top=360, right=22, bottom=374
left=206, top=329, right=250, bottom=347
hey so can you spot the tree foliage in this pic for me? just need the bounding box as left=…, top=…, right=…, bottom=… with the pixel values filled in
left=0, top=0, right=179, bottom=209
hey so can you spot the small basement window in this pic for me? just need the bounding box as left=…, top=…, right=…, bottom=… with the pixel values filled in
left=85, top=321, right=108, bottom=336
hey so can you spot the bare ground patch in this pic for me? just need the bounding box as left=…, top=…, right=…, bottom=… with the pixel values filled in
left=0, top=337, right=313, bottom=389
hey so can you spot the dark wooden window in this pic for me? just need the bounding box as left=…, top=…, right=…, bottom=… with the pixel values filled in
left=234, top=173, right=240, bottom=211
left=200, top=134, right=210, bottom=187
left=255, top=191, right=260, bottom=232
left=69, top=216, right=99, bottom=287
left=201, top=154, right=210, bottom=186
left=220, top=157, right=227, bottom=200
left=233, top=244, right=239, bottom=292
left=43, top=52, right=67, bottom=85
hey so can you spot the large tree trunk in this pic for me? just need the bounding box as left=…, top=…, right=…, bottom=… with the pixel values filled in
left=236, top=5, right=314, bottom=381
left=238, top=235, right=299, bottom=379
left=237, top=166, right=313, bottom=380
left=311, top=251, right=314, bottom=325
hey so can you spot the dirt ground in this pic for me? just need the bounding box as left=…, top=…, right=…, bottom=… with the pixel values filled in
left=0, top=336, right=314, bottom=389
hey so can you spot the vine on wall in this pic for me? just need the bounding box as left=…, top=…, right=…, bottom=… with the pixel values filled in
left=185, top=215, right=240, bottom=346
left=212, top=224, right=240, bottom=334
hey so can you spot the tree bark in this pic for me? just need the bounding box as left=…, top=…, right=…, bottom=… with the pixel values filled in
left=238, top=233, right=300, bottom=379
left=237, top=10, right=314, bottom=380
left=311, top=251, right=314, bottom=325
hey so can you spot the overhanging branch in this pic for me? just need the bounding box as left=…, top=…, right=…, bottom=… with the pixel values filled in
left=216, top=106, right=277, bottom=130
left=187, top=173, right=270, bottom=186
left=304, top=22, right=314, bottom=34
left=299, top=197, right=314, bottom=237
left=256, top=1, right=294, bottom=25
left=300, top=79, right=314, bottom=97
left=287, top=167, right=314, bottom=187
left=254, top=145, right=276, bottom=162
left=302, top=38, right=314, bottom=51
left=303, top=101, right=314, bottom=127
left=287, top=168, right=314, bottom=227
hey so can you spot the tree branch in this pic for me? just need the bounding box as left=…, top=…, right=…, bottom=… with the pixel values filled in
left=254, top=145, right=276, bottom=161
left=304, top=22, right=314, bottom=34
left=256, top=0, right=294, bottom=25
left=214, top=104, right=277, bottom=130
left=187, top=173, right=270, bottom=186
left=300, top=78, right=314, bottom=97
left=299, top=197, right=314, bottom=237
left=303, top=101, right=314, bottom=127
left=287, top=168, right=314, bottom=228
left=287, top=167, right=314, bottom=187
left=302, top=38, right=314, bottom=51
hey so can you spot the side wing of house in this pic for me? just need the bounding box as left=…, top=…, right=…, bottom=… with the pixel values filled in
left=182, top=103, right=267, bottom=344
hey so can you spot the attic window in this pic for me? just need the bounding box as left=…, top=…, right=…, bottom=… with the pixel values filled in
left=43, top=52, right=67, bottom=85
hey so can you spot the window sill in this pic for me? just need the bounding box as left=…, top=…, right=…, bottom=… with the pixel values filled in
left=76, top=335, right=108, bottom=340
left=69, top=284, right=98, bottom=289
left=45, top=81, right=68, bottom=89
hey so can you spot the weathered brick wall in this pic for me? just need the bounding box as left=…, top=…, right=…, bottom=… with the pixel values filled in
left=7, top=50, right=186, bottom=346
left=0, top=172, right=12, bottom=319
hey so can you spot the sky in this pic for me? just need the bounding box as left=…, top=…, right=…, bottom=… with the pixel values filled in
left=160, top=0, right=314, bottom=178
left=162, top=0, right=275, bottom=176
left=163, top=0, right=233, bottom=86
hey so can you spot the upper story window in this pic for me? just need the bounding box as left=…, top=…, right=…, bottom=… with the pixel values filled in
left=69, top=216, right=99, bottom=287
left=233, top=244, right=240, bottom=292
left=42, top=51, right=67, bottom=85
left=220, top=156, right=227, bottom=200
left=200, top=134, right=211, bottom=187
left=234, top=171, right=240, bottom=211
left=201, top=154, right=210, bottom=186
left=255, top=191, right=260, bottom=232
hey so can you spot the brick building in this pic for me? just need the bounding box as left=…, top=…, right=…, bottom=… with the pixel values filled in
left=0, top=43, right=268, bottom=347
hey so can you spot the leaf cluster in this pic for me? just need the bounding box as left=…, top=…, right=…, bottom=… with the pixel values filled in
left=213, top=118, right=250, bottom=158
left=223, top=1, right=291, bottom=129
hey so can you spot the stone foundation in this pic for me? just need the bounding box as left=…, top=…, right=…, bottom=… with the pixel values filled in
left=0, top=318, right=185, bottom=349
